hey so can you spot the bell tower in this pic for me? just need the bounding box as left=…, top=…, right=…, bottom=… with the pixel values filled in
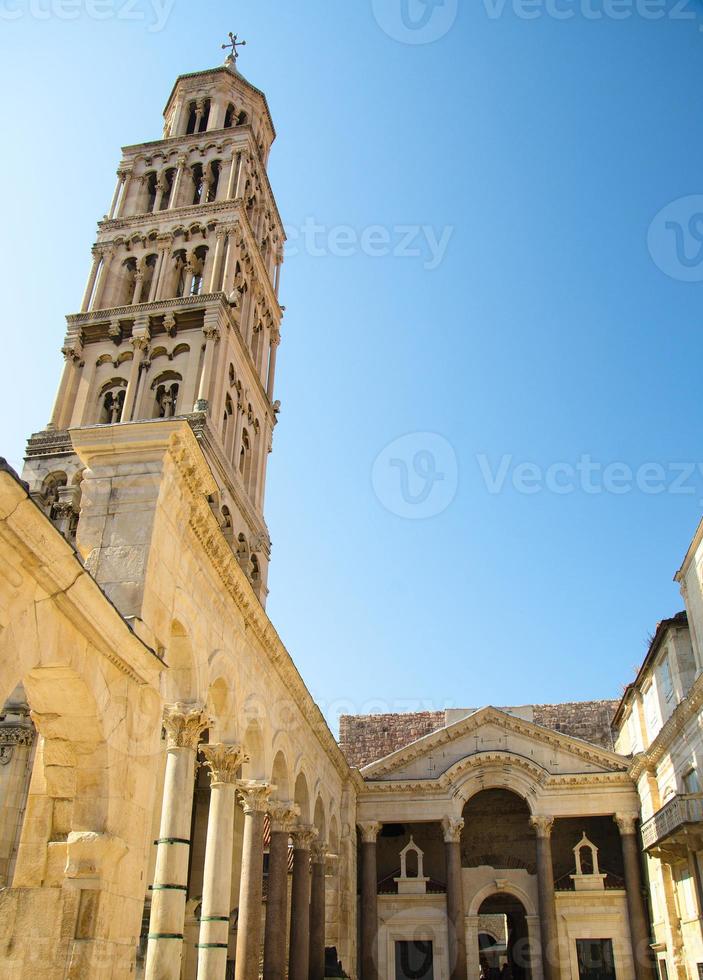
left=23, top=45, right=285, bottom=603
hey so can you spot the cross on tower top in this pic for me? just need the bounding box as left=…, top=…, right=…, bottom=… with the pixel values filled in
left=222, top=32, right=247, bottom=67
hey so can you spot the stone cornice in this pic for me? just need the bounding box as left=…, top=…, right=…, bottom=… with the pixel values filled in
left=165, top=425, right=352, bottom=783
left=629, top=669, right=703, bottom=779
left=361, top=706, right=629, bottom=779
left=359, top=751, right=633, bottom=798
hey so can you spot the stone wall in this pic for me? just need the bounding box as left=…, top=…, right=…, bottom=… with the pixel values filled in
left=339, top=700, right=620, bottom=768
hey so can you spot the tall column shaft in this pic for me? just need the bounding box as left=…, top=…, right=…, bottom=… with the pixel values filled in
left=234, top=782, right=273, bottom=980
left=195, top=316, right=221, bottom=411
left=359, top=823, right=381, bottom=980
left=443, top=818, right=467, bottom=980
left=145, top=704, right=209, bottom=980
left=264, top=804, right=299, bottom=980
left=81, top=251, right=102, bottom=312
left=197, top=745, right=247, bottom=980
left=616, top=815, right=655, bottom=980
left=530, top=817, right=560, bottom=980
left=290, top=827, right=317, bottom=980
left=309, top=843, right=327, bottom=980
left=122, top=328, right=149, bottom=422
left=47, top=344, right=82, bottom=430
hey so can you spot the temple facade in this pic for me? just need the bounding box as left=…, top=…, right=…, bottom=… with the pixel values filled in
left=0, top=47, right=702, bottom=980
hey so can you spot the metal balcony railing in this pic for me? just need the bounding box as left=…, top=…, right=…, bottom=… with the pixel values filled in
left=641, top=793, right=703, bottom=850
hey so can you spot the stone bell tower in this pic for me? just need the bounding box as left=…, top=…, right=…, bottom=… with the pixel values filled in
left=23, top=47, right=285, bottom=603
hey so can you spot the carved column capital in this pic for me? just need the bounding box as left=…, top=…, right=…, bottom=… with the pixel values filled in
left=442, top=816, right=464, bottom=843
left=269, top=801, right=301, bottom=833
left=61, top=342, right=83, bottom=363
left=200, top=743, right=248, bottom=785
left=358, top=821, right=382, bottom=844
left=614, top=813, right=638, bottom=836
left=162, top=702, right=210, bottom=750
left=311, top=840, right=328, bottom=863
left=529, top=815, right=554, bottom=839
left=237, top=780, right=274, bottom=813
left=291, top=824, right=318, bottom=850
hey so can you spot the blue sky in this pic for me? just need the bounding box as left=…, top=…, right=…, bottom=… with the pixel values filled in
left=2, top=0, right=703, bottom=733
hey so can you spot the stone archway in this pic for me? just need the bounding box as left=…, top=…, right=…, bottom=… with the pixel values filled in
left=476, top=892, right=533, bottom=980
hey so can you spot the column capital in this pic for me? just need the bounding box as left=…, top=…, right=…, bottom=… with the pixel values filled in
left=268, top=800, right=300, bottom=833
left=237, top=780, right=274, bottom=813
left=201, top=742, right=248, bottom=785
left=61, top=340, right=83, bottom=363
left=311, top=840, right=328, bottom=863
left=291, top=824, right=318, bottom=850
left=442, top=816, right=464, bottom=843
left=614, top=812, right=639, bottom=836
left=162, top=702, right=210, bottom=750
left=529, top=815, right=554, bottom=839
left=203, top=320, right=221, bottom=341
left=358, top=821, right=382, bottom=844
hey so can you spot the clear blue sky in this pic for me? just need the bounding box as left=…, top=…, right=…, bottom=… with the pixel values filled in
left=2, top=0, right=703, bottom=733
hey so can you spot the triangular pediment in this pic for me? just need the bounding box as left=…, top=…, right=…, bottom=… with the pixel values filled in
left=360, top=706, right=628, bottom=782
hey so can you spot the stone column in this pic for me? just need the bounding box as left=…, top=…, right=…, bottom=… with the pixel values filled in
left=227, top=150, right=241, bottom=199
left=615, top=814, right=655, bottom=980
left=195, top=314, right=221, bottom=412
left=115, top=170, right=132, bottom=218
left=169, top=155, right=187, bottom=209
left=264, top=803, right=300, bottom=980
left=465, top=915, right=480, bottom=980
left=122, top=324, right=150, bottom=422
left=442, top=817, right=467, bottom=980
left=359, top=822, right=381, bottom=980
left=289, top=825, right=318, bottom=980
left=234, top=781, right=273, bottom=980
left=196, top=744, right=248, bottom=980
left=107, top=170, right=124, bottom=219
left=91, top=246, right=114, bottom=310
left=525, top=915, right=544, bottom=980
left=310, top=840, right=328, bottom=980
left=209, top=230, right=227, bottom=293
left=145, top=703, right=209, bottom=980
left=530, top=816, right=560, bottom=980
left=266, top=332, right=280, bottom=399
left=81, top=249, right=102, bottom=312
left=47, top=341, right=82, bottom=430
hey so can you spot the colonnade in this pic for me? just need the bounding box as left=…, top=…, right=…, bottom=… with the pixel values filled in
left=357, top=815, right=654, bottom=980
left=144, top=704, right=334, bottom=980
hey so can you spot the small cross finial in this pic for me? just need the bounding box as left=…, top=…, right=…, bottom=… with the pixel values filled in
left=222, top=32, right=246, bottom=67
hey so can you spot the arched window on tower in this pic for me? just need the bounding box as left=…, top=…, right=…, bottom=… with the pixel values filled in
left=189, top=246, right=208, bottom=296
left=118, top=258, right=138, bottom=307
left=140, top=253, right=158, bottom=302
left=172, top=250, right=188, bottom=298
left=239, top=428, right=252, bottom=486
left=185, top=101, right=198, bottom=135
left=41, top=471, right=68, bottom=522
left=198, top=99, right=211, bottom=133
left=236, top=110, right=248, bottom=127
left=99, top=379, right=127, bottom=424
left=224, top=103, right=235, bottom=128
left=144, top=171, right=158, bottom=213
left=152, top=372, right=182, bottom=418
left=223, top=394, right=234, bottom=456
left=191, top=163, right=204, bottom=205
left=159, top=168, right=176, bottom=211
left=207, top=161, right=221, bottom=202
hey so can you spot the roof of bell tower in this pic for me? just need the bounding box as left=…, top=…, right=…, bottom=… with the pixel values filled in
left=163, top=65, right=276, bottom=142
